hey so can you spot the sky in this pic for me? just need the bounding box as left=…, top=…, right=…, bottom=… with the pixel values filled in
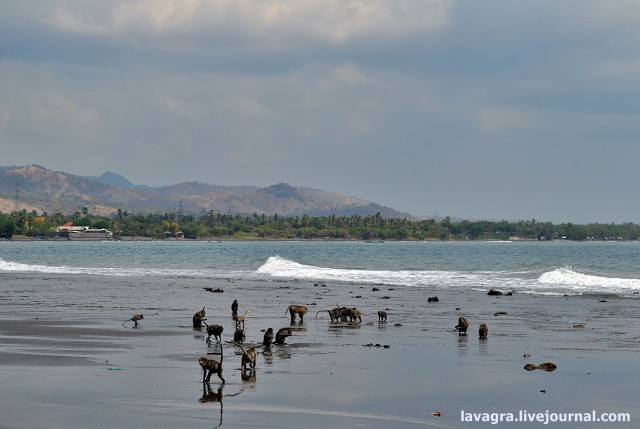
left=1, top=1, right=640, bottom=224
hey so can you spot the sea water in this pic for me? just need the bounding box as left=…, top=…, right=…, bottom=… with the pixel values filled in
left=1, top=239, right=639, bottom=296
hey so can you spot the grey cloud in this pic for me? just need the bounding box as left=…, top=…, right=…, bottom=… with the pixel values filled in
left=2, top=0, right=640, bottom=223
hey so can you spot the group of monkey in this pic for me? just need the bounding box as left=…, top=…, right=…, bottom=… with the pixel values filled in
left=123, top=297, right=489, bottom=384
left=193, top=300, right=305, bottom=384
left=455, top=316, right=489, bottom=340
left=193, top=300, right=387, bottom=384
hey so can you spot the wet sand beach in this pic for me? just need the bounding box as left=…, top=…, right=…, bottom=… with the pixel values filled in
left=0, top=274, right=639, bottom=428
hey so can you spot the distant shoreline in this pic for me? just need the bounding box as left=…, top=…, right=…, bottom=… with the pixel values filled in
left=3, top=235, right=637, bottom=243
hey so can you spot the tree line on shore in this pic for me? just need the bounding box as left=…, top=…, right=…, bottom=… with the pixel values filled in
left=1, top=208, right=639, bottom=241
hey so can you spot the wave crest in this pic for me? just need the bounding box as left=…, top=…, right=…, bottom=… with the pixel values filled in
left=538, top=266, right=640, bottom=294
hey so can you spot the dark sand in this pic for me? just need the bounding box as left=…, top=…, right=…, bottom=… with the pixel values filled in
left=1, top=277, right=639, bottom=428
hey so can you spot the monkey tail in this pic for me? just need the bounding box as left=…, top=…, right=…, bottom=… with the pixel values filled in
left=122, top=319, right=130, bottom=327
left=284, top=305, right=292, bottom=316
left=234, top=341, right=246, bottom=355
left=226, top=341, right=248, bottom=358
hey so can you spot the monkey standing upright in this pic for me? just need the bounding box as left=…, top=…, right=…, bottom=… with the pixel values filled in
left=262, top=328, right=274, bottom=348
left=193, top=307, right=206, bottom=328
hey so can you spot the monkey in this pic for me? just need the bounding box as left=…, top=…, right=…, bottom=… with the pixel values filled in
left=203, top=321, right=224, bottom=343
left=315, top=308, right=341, bottom=322
left=338, top=307, right=351, bottom=322
left=233, top=310, right=249, bottom=329
left=231, top=342, right=257, bottom=370
left=122, top=314, right=143, bottom=327
left=339, top=307, right=361, bottom=323
left=193, top=307, right=206, bottom=328
left=274, top=327, right=292, bottom=345
left=231, top=299, right=238, bottom=317
left=455, top=317, right=469, bottom=336
left=285, top=305, right=308, bottom=323
left=233, top=328, right=245, bottom=343
left=199, top=357, right=225, bottom=383
left=337, top=307, right=362, bottom=323
left=479, top=323, right=488, bottom=339
left=377, top=311, right=387, bottom=323
left=262, top=328, right=274, bottom=348
left=199, top=344, right=225, bottom=384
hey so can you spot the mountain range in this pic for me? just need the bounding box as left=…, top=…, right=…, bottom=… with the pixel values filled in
left=0, top=165, right=412, bottom=218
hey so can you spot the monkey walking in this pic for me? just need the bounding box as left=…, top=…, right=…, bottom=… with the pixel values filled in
left=285, top=305, right=308, bottom=323
left=233, top=310, right=250, bottom=329
left=479, top=323, right=488, bottom=339
left=315, top=308, right=341, bottom=322
left=193, top=307, right=206, bottom=328
left=203, top=321, right=224, bottom=343
left=199, top=343, right=225, bottom=384
left=338, top=307, right=362, bottom=323
left=455, top=317, right=469, bottom=336
left=122, top=314, right=144, bottom=327
left=230, top=341, right=257, bottom=370
left=377, top=311, right=387, bottom=323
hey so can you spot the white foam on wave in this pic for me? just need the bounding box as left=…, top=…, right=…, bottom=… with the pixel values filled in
left=256, top=256, right=502, bottom=289
left=538, top=266, right=640, bottom=295
left=0, top=257, right=226, bottom=279
left=257, top=256, right=640, bottom=297
left=5, top=255, right=639, bottom=297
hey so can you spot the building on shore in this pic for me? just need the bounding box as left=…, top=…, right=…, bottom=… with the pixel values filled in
left=57, top=223, right=113, bottom=240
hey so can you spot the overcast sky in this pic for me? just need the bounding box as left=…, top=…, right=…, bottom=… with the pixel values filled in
left=1, top=1, right=639, bottom=223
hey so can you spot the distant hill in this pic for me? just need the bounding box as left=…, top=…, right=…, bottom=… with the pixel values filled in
left=82, top=171, right=139, bottom=189
left=0, top=165, right=413, bottom=219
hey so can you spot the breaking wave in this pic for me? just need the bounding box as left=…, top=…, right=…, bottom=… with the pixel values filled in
left=538, top=266, right=640, bottom=295
left=257, top=256, right=640, bottom=296
left=3, top=255, right=639, bottom=297
left=0, top=257, right=240, bottom=279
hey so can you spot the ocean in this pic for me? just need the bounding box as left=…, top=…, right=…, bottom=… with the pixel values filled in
left=2, top=239, right=640, bottom=300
